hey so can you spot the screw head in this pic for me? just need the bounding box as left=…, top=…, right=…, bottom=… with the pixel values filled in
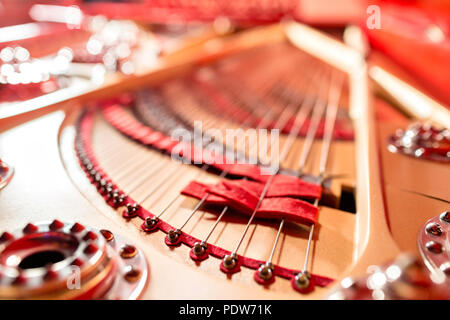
left=440, top=263, right=450, bottom=277
left=124, top=267, right=141, bottom=283
left=440, top=211, right=450, bottom=223
left=426, top=223, right=444, bottom=236
left=425, top=241, right=444, bottom=254
left=120, top=245, right=138, bottom=259
left=100, top=229, right=114, bottom=242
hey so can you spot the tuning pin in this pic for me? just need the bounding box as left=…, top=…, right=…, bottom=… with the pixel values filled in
left=120, top=245, right=138, bottom=259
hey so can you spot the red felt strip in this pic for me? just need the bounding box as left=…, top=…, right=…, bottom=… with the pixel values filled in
left=258, top=197, right=318, bottom=226
left=218, top=177, right=321, bottom=200
left=208, top=180, right=259, bottom=212
left=209, top=180, right=318, bottom=225
left=181, top=180, right=319, bottom=225
left=271, top=175, right=322, bottom=199
left=180, top=181, right=228, bottom=206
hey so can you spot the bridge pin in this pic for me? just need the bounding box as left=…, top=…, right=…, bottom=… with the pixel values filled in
left=192, top=241, right=207, bottom=256
left=258, top=262, right=274, bottom=280
left=222, top=253, right=238, bottom=270
left=294, top=271, right=311, bottom=289
left=167, top=229, right=181, bottom=243
left=145, top=217, right=159, bottom=228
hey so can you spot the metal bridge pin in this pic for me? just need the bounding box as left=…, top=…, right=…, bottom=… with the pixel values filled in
left=192, top=241, right=207, bottom=256
left=112, top=193, right=126, bottom=206
left=222, top=253, right=238, bottom=270
left=258, top=262, right=274, bottom=280
left=294, top=271, right=311, bottom=289
left=167, top=229, right=181, bottom=243
left=103, top=185, right=113, bottom=196
left=145, top=217, right=159, bottom=228
left=124, top=203, right=139, bottom=217
left=426, top=223, right=443, bottom=236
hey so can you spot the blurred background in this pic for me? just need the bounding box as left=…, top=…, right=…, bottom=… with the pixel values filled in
left=0, top=0, right=449, bottom=106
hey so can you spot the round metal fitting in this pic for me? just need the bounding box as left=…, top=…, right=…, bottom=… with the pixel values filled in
left=418, top=213, right=450, bottom=282
left=0, top=221, right=148, bottom=299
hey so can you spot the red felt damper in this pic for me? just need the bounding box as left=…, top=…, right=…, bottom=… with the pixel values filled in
left=181, top=180, right=318, bottom=225
left=222, top=177, right=322, bottom=200
left=180, top=181, right=228, bottom=206
left=209, top=181, right=318, bottom=225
